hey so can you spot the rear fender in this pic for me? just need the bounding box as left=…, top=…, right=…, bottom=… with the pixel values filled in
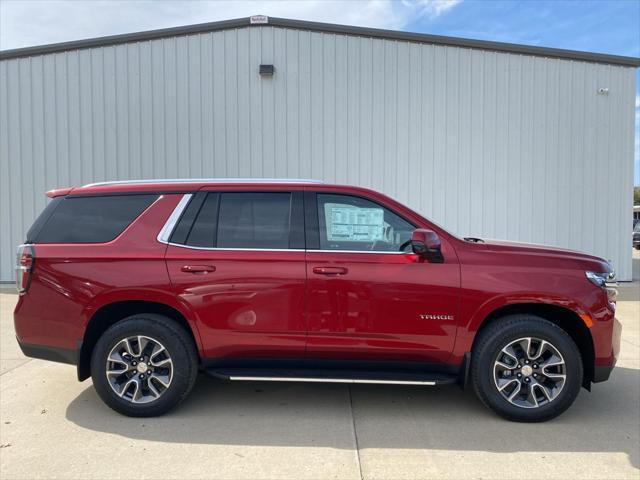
left=81, top=289, right=204, bottom=355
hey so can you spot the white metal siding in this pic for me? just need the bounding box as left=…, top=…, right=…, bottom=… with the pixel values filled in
left=0, top=26, right=636, bottom=280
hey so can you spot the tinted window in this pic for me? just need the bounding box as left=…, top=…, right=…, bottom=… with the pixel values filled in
left=168, top=192, right=208, bottom=246
left=185, top=193, right=219, bottom=248
left=36, top=195, right=157, bottom=243
left=26, top=197, right=63, bottom=242
left=217, top=193, right=291, bottom=249
left=317, top=194, right=414, bottom=252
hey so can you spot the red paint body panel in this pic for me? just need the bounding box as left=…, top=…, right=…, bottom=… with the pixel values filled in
left=165, top=247, right=307, bottom=359
left=13, top=180, right=620, bottom=382
left=46, top=187, right=73, bottom=198
left=305, top=249, right=459, bottom=363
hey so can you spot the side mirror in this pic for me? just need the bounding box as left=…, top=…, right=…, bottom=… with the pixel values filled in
left=411, top=229, right=444, bottom=263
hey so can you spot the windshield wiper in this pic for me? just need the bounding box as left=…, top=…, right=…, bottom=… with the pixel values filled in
left=463, top=237, right=484, bottom=243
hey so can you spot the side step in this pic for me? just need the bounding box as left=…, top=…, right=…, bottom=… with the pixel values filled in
left=204, top=368, right=458, bottom=386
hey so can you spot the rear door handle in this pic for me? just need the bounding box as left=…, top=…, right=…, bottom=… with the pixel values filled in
left=313, top=266, right=348, bottom=276
left=181, top=265, right=216, bottom=274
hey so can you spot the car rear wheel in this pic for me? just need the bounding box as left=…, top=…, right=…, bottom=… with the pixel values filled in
left=471, top=314, right=583, bottom=422
left=91, top=314, right=198, bottom=417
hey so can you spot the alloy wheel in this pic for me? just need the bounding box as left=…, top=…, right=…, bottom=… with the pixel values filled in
left=105, top=335, right=173, bottom=404
left=493, top=337, right=566, bottom=409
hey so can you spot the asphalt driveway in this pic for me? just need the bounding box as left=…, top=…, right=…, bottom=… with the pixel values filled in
left=1, top=276, right=638, bottom=479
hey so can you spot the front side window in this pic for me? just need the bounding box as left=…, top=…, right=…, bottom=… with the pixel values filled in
left=317, top=194, right=414, bottom=252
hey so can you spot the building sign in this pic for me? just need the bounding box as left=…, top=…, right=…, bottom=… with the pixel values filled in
left=250, top=16, right=269, bottom=24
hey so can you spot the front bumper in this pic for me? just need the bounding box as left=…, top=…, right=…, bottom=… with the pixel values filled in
left=593, top=316, right=622, bottom=383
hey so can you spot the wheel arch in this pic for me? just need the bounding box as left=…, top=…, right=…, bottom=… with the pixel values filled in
left=78, top=300, right=201, bottom=381
left=471, top=303, right=595, bottom=388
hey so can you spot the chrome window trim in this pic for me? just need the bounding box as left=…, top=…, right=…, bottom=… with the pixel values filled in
left=166, top=243, right=304, bottom=252
left=163, top=243, right=408, bottom=254
left=157, top=194, right=193, bottom=244
left=306, top=249, right=409, bottom=255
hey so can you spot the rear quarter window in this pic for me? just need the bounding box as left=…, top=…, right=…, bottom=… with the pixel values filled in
left=34, top=194, right=158, bottom=244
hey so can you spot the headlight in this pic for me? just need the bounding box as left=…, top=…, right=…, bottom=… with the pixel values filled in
left=585, top=271, right=617, bottom=311
left=585, top=271, right=609, bottom=287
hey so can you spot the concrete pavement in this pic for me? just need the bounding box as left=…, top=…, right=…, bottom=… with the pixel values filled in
left=1, top=274, right=638, bottom=479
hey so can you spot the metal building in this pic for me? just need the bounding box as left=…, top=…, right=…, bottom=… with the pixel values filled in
left=0, top=16, right=638, bottom=281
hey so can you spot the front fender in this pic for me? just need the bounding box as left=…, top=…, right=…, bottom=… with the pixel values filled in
left=451, top=292, right=593, bottom=362
left=467, top=292, right=593, bottom=333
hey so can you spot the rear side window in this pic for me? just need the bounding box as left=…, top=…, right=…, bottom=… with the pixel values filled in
left=35, top=194, right=158, bottom=243
left=217, top=193, right=291, bottom=249
left=184, top=193, right=220, bottom=248
left=175, top=192, right=294, bottom=249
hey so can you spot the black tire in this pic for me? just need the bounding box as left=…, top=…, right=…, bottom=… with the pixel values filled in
left=91, top=314, right=198, bottom=417
left=471, top=314, right=583, bottom=422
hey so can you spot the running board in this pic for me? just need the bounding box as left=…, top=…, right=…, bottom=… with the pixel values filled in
left=229, top=376, right=437, bottom=385
left=203, top=368, right=457, bottom=386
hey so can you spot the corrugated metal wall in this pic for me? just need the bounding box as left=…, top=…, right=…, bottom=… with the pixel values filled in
left=0, top=26, right=636, bottom=280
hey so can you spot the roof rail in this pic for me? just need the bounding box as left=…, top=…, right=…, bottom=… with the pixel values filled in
left=82, top=178, right=324, bottom=187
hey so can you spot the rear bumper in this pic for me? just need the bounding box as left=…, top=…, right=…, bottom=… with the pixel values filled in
left=17, top=337, right=78, bottom=366
left=593, top=316, right=622, bottom=383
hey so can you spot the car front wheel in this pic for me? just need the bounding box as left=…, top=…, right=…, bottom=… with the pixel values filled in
left=471, top=314, right=583, bottom=422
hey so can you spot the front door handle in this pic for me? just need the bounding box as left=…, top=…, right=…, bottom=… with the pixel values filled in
left=313, top=266, right=348, bottom=276
left=181, top=265, right=216, bottom=274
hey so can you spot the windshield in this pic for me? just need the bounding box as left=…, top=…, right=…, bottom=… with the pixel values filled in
left=634, top=222, right=640, bottom=233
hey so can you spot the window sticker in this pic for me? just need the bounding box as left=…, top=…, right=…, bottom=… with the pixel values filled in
left=325, top=203, right=385, bottom=242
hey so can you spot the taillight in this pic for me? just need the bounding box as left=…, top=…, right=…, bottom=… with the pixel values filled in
left=16, top=244, right=35, bottom=293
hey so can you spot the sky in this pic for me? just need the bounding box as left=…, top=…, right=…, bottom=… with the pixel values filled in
left=1, top=0, right=639, bottom=185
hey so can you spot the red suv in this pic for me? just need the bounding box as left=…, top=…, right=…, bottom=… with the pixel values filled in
left=14, top=179, right=621, bottom=421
